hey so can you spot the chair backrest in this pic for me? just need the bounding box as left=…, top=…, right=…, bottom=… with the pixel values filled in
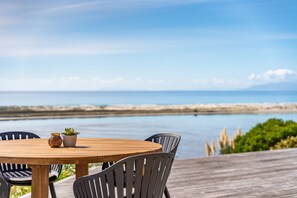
left=0, top=131, right=40, bottom=172
left=0, top=131, right=40, bottom=141
left=101, top=133, right=181, bottom=171
left=74, top=153, right=174, bottom=198
left=145, top=133, right=181, bottom=156
left=0, top=131, right=63, bottom=178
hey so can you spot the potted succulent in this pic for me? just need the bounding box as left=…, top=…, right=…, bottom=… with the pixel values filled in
left=62, top=128, right=80, bottom=147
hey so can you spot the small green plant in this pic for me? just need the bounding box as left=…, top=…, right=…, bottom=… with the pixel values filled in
left=62, top=128, right=80, bottom=136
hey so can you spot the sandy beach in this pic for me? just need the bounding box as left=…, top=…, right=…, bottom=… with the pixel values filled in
left=1, top=103, right=297, bottom=121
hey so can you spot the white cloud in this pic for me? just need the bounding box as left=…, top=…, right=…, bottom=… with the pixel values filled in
left=0, top=0, right=220, bottom=58
left=148, top=80, right=164, bottom=84
left=192, top=77, right=244, bottom=90
left=0, top=0, right=215, bottom=21
left=60, top=76, right=80, bottom=81
left=7, top=72, right=296, bottom=91
left=31, top=0, right=214, bottom=15
left=248, top=69, right=297, bottom=82
left=0, top=32, right=238, bottom=57
left=193, top=77, right=239, bottom=85
left=2, top=76, right=232, bottom=91
left=92, top=77, right=125, bottom=86
left=0, top=77, right=171, bottom=91
left=0, top=36, right=159, bottom=57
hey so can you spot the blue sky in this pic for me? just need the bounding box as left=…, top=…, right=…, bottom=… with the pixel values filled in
left=0, top=0, right=297, bottom=91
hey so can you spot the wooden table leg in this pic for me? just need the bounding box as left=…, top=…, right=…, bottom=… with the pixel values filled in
left=30, top=165, right=50, bottom=198
left=75, top=163, right=89, bottom=179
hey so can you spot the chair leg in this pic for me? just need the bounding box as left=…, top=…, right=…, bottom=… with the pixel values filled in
left=164, top=186, right=171, bottom=198
left=0, top=180, right=10, bottom=198
left=49, top=182, right=57, bottom=198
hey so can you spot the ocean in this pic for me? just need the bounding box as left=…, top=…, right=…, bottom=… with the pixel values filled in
left=0, top=91, right=297, bottom=106
left=0, top=114, right=296, bottom=158
left=0, top=91, right=296, bottom=158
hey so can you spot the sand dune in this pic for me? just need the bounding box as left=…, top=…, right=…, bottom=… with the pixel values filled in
left=1, top=103, right=297, bottom=121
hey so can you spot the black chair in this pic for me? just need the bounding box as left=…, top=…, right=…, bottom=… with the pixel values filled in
left=74, top=153, right=175, bottom=198
left=0, top=131, right=62, bottom=198
left=145, top=133, right=181, bottom=155
left=102, top=133, right=181, bottom=198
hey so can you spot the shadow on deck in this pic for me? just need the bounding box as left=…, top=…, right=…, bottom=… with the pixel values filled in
left=22, top=148, right=297, bottom=197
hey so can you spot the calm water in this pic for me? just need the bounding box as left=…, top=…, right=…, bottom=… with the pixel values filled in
left=1, top=91, right=296, bottom=158
left=0, top=114, right=296, bottom=158
left=0, top=91, right=297, bottom=106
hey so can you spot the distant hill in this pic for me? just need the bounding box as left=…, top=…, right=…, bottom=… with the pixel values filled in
left=245, top=82, right=297, bottom=91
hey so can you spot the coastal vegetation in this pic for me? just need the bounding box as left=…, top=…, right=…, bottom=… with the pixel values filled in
left=205, top=128, right=242, bottom=156
left=273, top=136, right=297, bottom=149
left=234, top=118, right=297, bottom=153
left=206, top=118, right=297, bottom=156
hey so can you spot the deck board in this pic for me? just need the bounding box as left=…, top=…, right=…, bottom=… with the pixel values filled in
left=168, top=148, right=297, bottom=198
left=21, top=148, right=297, bottom=197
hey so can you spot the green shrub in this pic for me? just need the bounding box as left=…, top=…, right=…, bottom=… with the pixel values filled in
left=220, top=144, right=234, bottom=154
left=273, top=136, right=297, bottom=149
left=233, top=118, right=297, bottom=153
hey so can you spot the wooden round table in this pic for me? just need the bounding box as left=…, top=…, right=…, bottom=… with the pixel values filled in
left=0, top=138, right=162, bottom=198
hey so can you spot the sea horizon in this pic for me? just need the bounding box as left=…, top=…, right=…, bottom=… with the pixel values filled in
left=1, top=90, right=296, bottom=92
left=1, top=90, right=297, bottom=107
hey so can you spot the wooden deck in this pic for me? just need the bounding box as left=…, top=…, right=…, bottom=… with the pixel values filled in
left=22, top=148, right=297, bottom=197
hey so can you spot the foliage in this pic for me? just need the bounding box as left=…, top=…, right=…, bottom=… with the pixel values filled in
left=10, top=186, right=31, bottom=198
left=56, top=164, right=76, bottom=181
left=220, top=144, right=234, bottom=154
left=57, top=163, right=101, bottom=181
left=233, top=118, right=297, bottom=153
left=62, top=128, right=80, bottom=136
left=273, top=136, right=297, bottom=149
left=206, top=128, right=242, bottom=156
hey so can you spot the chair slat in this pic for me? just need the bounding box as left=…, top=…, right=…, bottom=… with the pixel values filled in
left=148, top=156, right=164, bottom=197
left=89, top=178, right=97, bottom=198
left=125, top=160, right=134, bottom=197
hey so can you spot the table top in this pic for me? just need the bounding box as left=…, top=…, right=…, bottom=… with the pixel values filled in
left=0, top=138, right=162, bottom=165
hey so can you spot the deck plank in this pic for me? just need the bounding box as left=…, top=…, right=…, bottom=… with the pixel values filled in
left=21, top=148, right=297, bottom=197
left=168, top=148, right=297, bottom=198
